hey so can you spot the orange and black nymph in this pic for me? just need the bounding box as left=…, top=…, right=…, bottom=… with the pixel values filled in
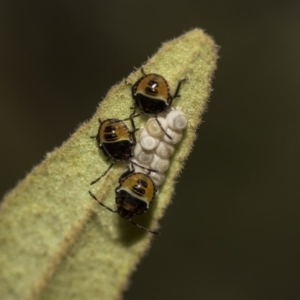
left=90, top=111, right=137, bottom=184
left=91, top=111, right=155, bottom=185
left=89, top=167, right=159, bottom=234
left=128, top=68, right=186, bottom=139
left=97, top=117, right=136, bottom=161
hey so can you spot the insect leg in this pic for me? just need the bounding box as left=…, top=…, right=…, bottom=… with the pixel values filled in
left=155, top=116, right=172, bottom=140
left=129, top=219, right=160, bottom=235
left=90, top=161, right=115, bottom=185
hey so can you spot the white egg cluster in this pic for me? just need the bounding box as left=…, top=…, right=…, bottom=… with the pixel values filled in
left=131, top=109, right=188, bottom=187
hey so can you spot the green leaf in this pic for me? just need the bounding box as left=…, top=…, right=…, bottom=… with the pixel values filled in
left=0, top=28, right=218, bottom=300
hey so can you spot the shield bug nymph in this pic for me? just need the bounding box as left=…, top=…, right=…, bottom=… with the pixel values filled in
left=90, top=110, right=155, bottom=185
left=89, top=166, right=159, bottom=234
left=127, top=68, right=186, bottom=139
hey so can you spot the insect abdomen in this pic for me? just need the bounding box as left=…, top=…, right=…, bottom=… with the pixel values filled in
left=116, top=189, right=148, bottom=219
left=102, top=141, right=133, bottom=160
left=135, top=94, right=168, bottom=115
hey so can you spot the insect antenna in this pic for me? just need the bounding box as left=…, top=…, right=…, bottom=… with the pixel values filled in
left=89, top=191, right=118, bottom=213
left=170, top=77, right=187, bottom=103
left=90, top=118, right=103, bottom=138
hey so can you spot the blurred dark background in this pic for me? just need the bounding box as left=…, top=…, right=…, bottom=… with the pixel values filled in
left=1, top=1, right=300, bottom=299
